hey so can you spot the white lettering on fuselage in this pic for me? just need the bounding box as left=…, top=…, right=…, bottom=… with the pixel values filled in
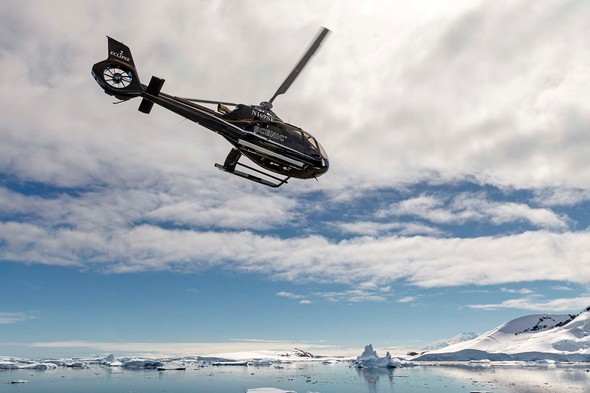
left=254, top=125, right=287, bottom=143
left=251, top=109, right=273, bottom=121
left=110, top=50, right=131, bottom=63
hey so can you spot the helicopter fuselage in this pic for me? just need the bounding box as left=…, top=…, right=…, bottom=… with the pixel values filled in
left=140, top=91, right=329, bottom=180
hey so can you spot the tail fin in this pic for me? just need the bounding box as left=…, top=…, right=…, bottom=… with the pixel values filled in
left=91, top=37, right=143, bottom=100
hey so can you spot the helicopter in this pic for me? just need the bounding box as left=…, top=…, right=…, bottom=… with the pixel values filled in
left=91, top=28, right=330, bottom=188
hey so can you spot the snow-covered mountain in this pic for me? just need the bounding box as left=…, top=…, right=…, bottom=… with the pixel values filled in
left=416, top=307, right=590, bottom=362
left=422, top=332, right=480, bottom=351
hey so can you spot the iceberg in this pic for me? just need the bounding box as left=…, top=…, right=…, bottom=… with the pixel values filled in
left=20, top=362, right=58, bottom=370
left=0, top=362, right=19, bottom=370
left=121, top=358, right=164, bottom=370
left=0, top=361, right=58, bottom=371
left=352, top=344, right=398, bottom=368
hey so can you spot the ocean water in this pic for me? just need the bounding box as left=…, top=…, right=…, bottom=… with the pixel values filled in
left=2, top=363, right=590, bottom=393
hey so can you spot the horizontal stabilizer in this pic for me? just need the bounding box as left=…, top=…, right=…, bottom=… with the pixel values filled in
left=138, top=76, right=165, bottom=114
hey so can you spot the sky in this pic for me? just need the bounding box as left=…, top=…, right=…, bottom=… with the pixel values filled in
left=1, top=0, right=590, bottom=359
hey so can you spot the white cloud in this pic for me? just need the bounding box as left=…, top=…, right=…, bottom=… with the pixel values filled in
left=334, top=221, right=443, bottom=237
left=1, top=0, right=589, bottom=197
left=0, top=184, right=297, bottom=232
left=532, top=188, right=590, bottom=207
left=397, top=296, right=416, bottom=303
left=500, top=288, right=534, bottom=295
left=2, top=220, right=590, bottom=289
left=381, top=192, right=569, bottom=230
left=299, top=300, right=312, bottom=305
left=28, top=340, right=339, bottom=357
left=468, top=296, right=590, bottom=312
left=312, top=289, right=389, bottom=303
left=276, top=291, right=304, bottom=300
left=0, top=312, right=32, bottom=325
left=551, top=285, right=573, bottom=291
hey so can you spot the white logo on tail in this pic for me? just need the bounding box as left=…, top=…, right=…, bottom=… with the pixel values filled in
left=110, top=50, right=130, bottom=63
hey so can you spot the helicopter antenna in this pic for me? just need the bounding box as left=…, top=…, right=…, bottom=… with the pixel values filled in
left=266, top=27, right=330, bottom=107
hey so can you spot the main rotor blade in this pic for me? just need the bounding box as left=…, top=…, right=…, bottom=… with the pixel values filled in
left=269, top=27, right=330, bottom=104
left=178, top=97, right=239, bottom=106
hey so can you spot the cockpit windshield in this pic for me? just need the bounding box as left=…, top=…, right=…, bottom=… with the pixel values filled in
left=301, top=130, right=328, bottom=160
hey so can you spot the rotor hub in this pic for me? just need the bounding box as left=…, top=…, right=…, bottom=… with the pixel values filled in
left=259, top=101, right=273, bottom=111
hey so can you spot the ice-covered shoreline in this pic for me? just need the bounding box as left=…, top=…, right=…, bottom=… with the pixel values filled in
left=3, top=352, right=590, bottom=373
left=4, top=306, right=590, bottom=370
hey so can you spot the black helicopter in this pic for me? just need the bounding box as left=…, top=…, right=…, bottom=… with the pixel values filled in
left=91, top=28, right=330, bottom=187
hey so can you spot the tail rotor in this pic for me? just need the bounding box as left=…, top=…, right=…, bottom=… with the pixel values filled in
left=91, top=37, right=143, bottom=100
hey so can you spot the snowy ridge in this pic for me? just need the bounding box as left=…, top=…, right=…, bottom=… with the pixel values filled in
left=417, top=307, right=590, bottom=361
left=422, top=332, right=480, bottom=351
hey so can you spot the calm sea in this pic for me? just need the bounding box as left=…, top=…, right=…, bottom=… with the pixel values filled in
left=2, top=363, right=590, bottom=392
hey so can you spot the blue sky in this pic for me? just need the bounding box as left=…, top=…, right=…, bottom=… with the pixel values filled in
left=2, top=0, right=590, bottom=358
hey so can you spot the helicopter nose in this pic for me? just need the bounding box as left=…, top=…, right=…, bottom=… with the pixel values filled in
left=316, top=158, right=329, bottom=177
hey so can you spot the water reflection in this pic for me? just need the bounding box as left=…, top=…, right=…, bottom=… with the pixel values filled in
left=355, top=367, right=395, bottom=393
left=426, top=364, right=590, bottom=392
left=2, top=362, right=590, bottom=392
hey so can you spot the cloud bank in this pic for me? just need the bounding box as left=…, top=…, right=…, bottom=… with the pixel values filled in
left=1, top=0, right=590, bottom=307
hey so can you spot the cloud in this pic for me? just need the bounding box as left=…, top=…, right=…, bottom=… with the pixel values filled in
left=1, top=0, right=589, bottom=197
left=28, top=340, right=338, bottom=357
left=468, top=296, right=590, bottom=312
left=532, top=188, right=590, bottom=207
left=380, top=192, right=569, bottom=230
left=551, top=285, right=573, bottom=291
left=276, top=291, right=304, bottom=300
left=279, top=288, right=388, bottom=304
left=500, top=288, right=534, bottom=295
left=0, top=184, right=298, bottom=233
left=2, top=218, right=590, bottom=289
left=312, top=289, right=389, bottom=303
left=335, top=221, right=443, bottom=237
left=228, top=338, right=321, bottom=343
left=0, top=312, right=33, bottom=325
left=397, top=296, right=416, bottom=303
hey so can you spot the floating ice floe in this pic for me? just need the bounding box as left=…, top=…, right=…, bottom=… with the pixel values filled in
left=65, top=361, right=87, bottom=368
left=0, top=361, right=58, bottom=370
left=157, top=361, right=186, bottom=370
left=212, top=360, right=249, bottom=366
left=246, top=388, right=296, bottom=393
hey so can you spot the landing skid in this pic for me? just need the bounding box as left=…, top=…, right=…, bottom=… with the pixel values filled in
left=215, top=149, right=290, bottom=188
